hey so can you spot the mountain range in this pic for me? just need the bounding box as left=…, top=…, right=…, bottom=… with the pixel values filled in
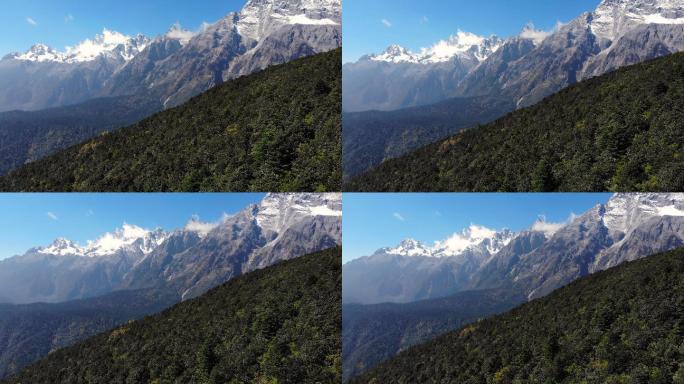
left=0, top=193, right=341, bottom=378
left=344, top=193, right=684, bottom=305
left=0, top=193, right=341, bottom=305
left=343, top=193, right=684, bottom=379
left=0, top=0, right=341, bottom=113
left=344, top=0, right=684, bottom=112
left=3, top=247, right=342, bottom=384
left=343, top=0, right=684, bottom=179
left=351, top=247, right=684, bottom=383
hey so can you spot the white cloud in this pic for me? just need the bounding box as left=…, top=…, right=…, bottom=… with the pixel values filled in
left=531, top=213, right=577, bottom=237
left=393, top=212, right=405, bottom=222
left=65, top=14, right=74, bottom=23
left=381, top=19, right=392, bottom=28
left=47, top=212, right=58, bottom=221
left=420, top=16, right=429, bottom=24
left=26, top=17, right=37, bottom=26
left=86, top=209, right=94, bottom=217
left=184, top=213, right=231, bottom=237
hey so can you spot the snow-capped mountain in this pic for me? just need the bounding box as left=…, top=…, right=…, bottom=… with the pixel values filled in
left=37, top=224, right=169, bottom=258
left=384, top=225, right=514, bottom=259
left=343, top=225, right=515, bottom=304
left=0, top=193, right=341, bottom=305
left=0, top=0, right=341, bottom=112
left=8, top=29, right=150, bottom=64
left=370, top=32, right=504, bottom=65
left=344, top=194, right=684, bottom=305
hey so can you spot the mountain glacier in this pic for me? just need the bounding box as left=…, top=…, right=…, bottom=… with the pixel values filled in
left=344, top=193, right=684, bottom=305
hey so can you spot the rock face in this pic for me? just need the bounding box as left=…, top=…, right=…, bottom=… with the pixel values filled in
left=344, top=193, right=684, bottom=305
left=0, top=193, right=341, bottom=304
left=0, top=0, right=342, bottom=112
left=343, top=0, right=684, bottom=112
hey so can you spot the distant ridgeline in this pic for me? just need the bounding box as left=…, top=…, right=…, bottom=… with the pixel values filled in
left=0, top=49, right=341, bottom=192
left=352, top=247, right=684, bottom=383
left=2, top=248, right=342, bottom=384
left=347, top=52, right=684, bottom=192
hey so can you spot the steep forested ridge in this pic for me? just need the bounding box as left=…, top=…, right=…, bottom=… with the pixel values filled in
left=3, top=247, right=342, bottom=384
left=342, top=289, right=525, bottom=382
left=347, top=52, right=684, bottom=192
left=352, top=248, right=684, bottom=383
left=0, top=288, right=179, bottom=379
left=0, top=49, right=341, bottom=192
left=342, top=96, right=513, bottom=179
left=0, top=96, right=160, bottom=176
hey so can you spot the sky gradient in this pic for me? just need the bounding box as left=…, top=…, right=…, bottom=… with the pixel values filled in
left=343, top=0, right=602, bottom=63
left=343, top=193, right=612, bottom=264
left=0, top=0, right=245, bottom=57
left=0, top=193, right=265, bottom=260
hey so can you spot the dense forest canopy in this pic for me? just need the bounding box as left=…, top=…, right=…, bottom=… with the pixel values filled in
left=3, top=248, right=342, bottom=384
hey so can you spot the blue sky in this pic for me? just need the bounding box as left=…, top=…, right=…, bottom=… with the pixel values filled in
left=343, top=193, right=612, bottom=263
left=0, top=0, right=245, bottom=57
left=0, top=193, right=264, bottom=260
left=343, top=0, right=601, bottom=63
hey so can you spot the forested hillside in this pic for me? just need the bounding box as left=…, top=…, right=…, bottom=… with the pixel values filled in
left=342, top=96, right=513, bottom=179
left=0, top=49, right=341, bottom=192
left=342, top=288, right=525, bottom=381
left=347, top=52, right=684, bottom=192
left=352, top=247, right=684, bottom=383
left=0, top=96, right=160, bottom=176
left=3, top=247, right=342, bottom=384
left=0, top=289, right=178, bottom=379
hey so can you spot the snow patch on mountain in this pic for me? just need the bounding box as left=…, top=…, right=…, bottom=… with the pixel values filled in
left=39, top=238, right=85, bottom=256
left=255, top=193, right=342, bottom=234
left=237, top=0, right=341, bottom=41
left=12, top=44, right=66, bottom=62
left=591, top=0, right=684, bottom=41
left=602, top=193, right=684, bottom=234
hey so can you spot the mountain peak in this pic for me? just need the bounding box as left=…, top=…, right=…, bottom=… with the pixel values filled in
left=84, top=223, right=168, bottom=257
left=419, top=31, right=504, bottom=63
left=10, top=43, right=65, bottom=63
left=386, top=239, right=432, bottom=257
left=370, top=45, right=419, bottom=63
left=39, top=238, right=85, bottom=256
left=64, top=28, right=150, bottom=62
left=434, top=225, right=513, bottom=256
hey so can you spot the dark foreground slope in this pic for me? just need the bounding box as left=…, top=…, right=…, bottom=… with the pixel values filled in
left=348, top=52, right=684, bottom=192
left=342, top=96, right=513, bottom=179
left=3, top=247, right=342, bottom=384
left=0, top=289, right=179, bottom=379
left=353, top=248, right=684, bottom=384
left=0, top=49, right=341, bottom=192
left=342, top=289, right=525, bottom=382
left=0, top=96, right=161, bottom=176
